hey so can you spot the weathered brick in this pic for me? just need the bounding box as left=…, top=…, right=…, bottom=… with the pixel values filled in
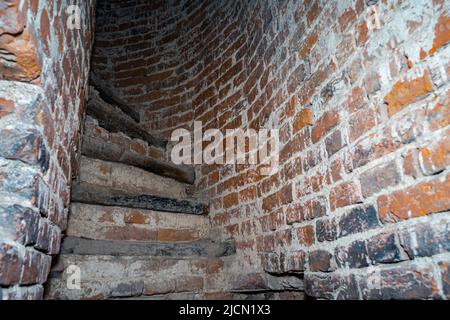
left=359, top=262, right=440, bottom=299
left=0, top=242, right=22, bottom=286
left=325, top=129, right=346, bottom=157
left=296, top=225, right=315, bottom=246
left=437, top=259, right=450, bottom=299
left=399, top=217, right=450, bottom=258
left=305, top=272, right=360, bottom=299
left=335, top=240, right=369, bottom=268
left=378, top=174, right=450, bottom=222
left=316, top=218, right=338, bottom=242
left=311, top=111, right=340, bottom=143
left=429, top=14, right=450, bottom=54
left=292, top=108, right=313, bottom=133
left=262, top=184, right=293, bottom=212
left=0, top=205, right=40, bottom=245
left=329, top=181, right=362, bottom=211
left=384, top=71, right=433, bottom=116
left=360, top=161, right=402, bottom=197
left=309, top=249, right=335, bottom=272
left=0, top=128, right=48, bottom=167
left=366, top=232, right=407, bottom=264
left=0, top=28, right=41, bottom=81
left=418, top=136, right=450, bottom=175
left=338, top=205, right=380, bottom=238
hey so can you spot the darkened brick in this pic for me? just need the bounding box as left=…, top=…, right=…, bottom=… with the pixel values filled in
left=360, top=161, right=401, bottom=197
left=0, top=205, right=40, bottom=245
left=438, top=259, right=450, bottom=299
left=366, top=232, right=407, bottom=264
left=20, top=249, right=52, bottom=285
left=316, top=218, right=338, bottom=242
left=0, top=242, right=22, bottom=286
left=309, top=249, right=335, bottom=272
left=335, top=240, right=369, bottom=268
left=400, top=218, right=450, bottom=258
left=284, top=250, right=306, bottom=272
left=338, top=205, right=380, bottom=238
left=359, top=262, right=440, bottom=299
left=325, top=129, right=346, bottom=157
left=0, top=128, right=48, bottom=167
left=305, top=272, right=360, bottom=299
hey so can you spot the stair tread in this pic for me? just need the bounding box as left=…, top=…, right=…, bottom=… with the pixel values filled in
left=82, top=114, right=195, bottom=184
left=87, top=87, right=167, bottom=148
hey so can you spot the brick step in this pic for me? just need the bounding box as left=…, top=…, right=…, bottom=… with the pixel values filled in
left=67, top=203, right=210, bottom=242
left=44, top=254, right=207, bottom=300
left=87, top=87, right=167, bottom=149
left=72, top=182, right=208, bottom=215
left=108, top=293, right=204, bottom=300
left=82, top=116, right=195, bottom=184
left=77, top=156, right=192, bottom=200
left=60, top=236, right=236, bottom=258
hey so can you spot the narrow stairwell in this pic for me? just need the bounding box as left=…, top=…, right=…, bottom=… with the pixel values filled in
left=44, top=88, right=235, bottom=300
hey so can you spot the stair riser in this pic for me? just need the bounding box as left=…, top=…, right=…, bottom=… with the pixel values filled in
left=67, top=203, right=209, bottom=242
left=78, top=156, right=189, bottom=199
left=45, top=255, right=206, bottom=300
left=60, top=237, right=236, bottom=258
left=83, top=115, right=166, bottom=162
left=72, top=182, right=207, bottom=215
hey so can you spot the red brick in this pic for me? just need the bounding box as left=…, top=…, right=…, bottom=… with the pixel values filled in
left=378, top=174, right=450, bottom=222
left=429, top=14, right=450, bottom=54
left=0, top=0, right=26, bottom=35
left=311, top=110, right=340, bottom=143
left=329, top=181, right=362, bottom=211
left=223, top=192, right=239, bottom=209
left=348, top=108, right=377, bottom=142
left=418, top=134, right=450, bottom=175
left=296, top=225, right=315, bottom=246
left=384, top=70, right=433, bottom=116
left=262, top=184, right=293, bottom=212
left=293, top=108, right=313, bottom=133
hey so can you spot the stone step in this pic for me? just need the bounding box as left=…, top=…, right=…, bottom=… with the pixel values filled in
left=82, top=119, right=195, bottom=184
left=87, top=87, right=167, bottom=148
left=60, top=236, right=236, bottom=258
left=44, top=254, right=207, bottom=300
left=77, top=156, right=191, bottom=200
left=67, top=203, right=210, bottom=242
left=72, top=182, right=208, bottom=215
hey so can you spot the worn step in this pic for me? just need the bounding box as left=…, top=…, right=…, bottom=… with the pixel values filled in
left=90, top=73, right=141, bottom=123
left=44, top=254, right=207, bottom=300
left=77, top=156, right=191, bottom=200
left=60, top=236, right=236, bottom=258
left=87, top=87, right=166, bottom=148
left=82, top=130, right=195, bottom=184
left=67, top=203, right=209, bottom=242
left=72, top=182, right=208, bottom=215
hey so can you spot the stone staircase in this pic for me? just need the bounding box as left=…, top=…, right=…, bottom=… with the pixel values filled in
left=44, top=88, right=234, bottom=299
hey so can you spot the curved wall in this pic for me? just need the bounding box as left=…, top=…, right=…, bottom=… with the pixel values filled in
left=92, top=0, right=450, bottom=299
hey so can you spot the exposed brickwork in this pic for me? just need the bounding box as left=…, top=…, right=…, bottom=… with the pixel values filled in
left=0, top=1, right=95, bottom=299
left=90, top=0, right=450, bottom=299
left=0, top=0, right=448, bottom=300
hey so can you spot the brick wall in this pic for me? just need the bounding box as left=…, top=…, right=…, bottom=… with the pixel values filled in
left=94, top=0, right=450, bottom=299
left=0, top=0, right=95, bottom=299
